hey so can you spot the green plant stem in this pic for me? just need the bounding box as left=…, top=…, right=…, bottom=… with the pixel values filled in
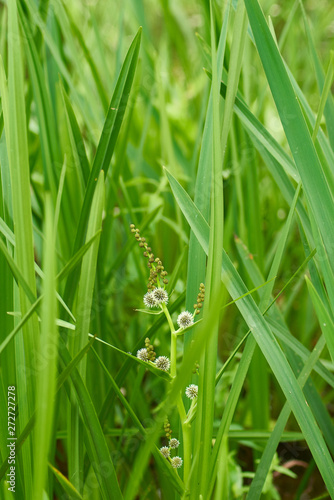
left=161, top=302, right=191, bottom=485
left=185, top=399, right=197, bottom=425
left=161, top=302, right=177, bottom=376
left=176, top=395, right=191, bottom=485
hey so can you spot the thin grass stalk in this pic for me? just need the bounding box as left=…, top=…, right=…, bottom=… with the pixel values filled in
left=161, top=302, right=191, bottom=483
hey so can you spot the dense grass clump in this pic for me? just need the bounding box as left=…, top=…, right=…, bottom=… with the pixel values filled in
left=1, top=0, right=334, bottom=499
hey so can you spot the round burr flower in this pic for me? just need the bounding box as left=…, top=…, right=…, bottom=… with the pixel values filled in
left=160, top=446, right=170, bottom=458
left=155, top=356, right=171, bottom=372
left=152, top=287, right=168, bottom=305
left=177, top=311, right=194, bottom=329
left=143, top=291, right=157, bottom=308
left=171, top=456, right=183, bottom=468
left=185, top=384, right=198, bottom=400
left=169, top=438, right=180, bottom=449
left=136, top=348, right=149, bottom=362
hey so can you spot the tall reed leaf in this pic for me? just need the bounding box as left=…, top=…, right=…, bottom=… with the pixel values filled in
left=0, top=3, right=39, bottom=497
left=243, top=0, right=334, bottom=274
left=192, top=1, right=224, bottom=495
left=33, top=196, right=58, bottom=500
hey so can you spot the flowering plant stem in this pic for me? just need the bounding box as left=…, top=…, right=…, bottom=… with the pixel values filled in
left=161, top=302, right=191, bottom=485
left=161, top=302, right=177, bottom=377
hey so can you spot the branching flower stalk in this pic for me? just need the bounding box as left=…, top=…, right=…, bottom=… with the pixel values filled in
left=131, top=224, right=204, bottom=486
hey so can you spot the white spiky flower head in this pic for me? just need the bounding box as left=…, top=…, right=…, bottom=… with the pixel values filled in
left=152, top=287, right=168, bottom=304
left=155, top=356, right=170, bottom=371
left=185, top=384, right=198, bottom=400
left=160, top=446, right=170, bottom=458
left=177, top=311, right=194, bottom=329
left=169, top=438, right=180, bottom=449
left=143, top=291, right=157, bottom=308
left=136, top=348, right=149, bottom=362
left=171, top=456, right=183, bottom=468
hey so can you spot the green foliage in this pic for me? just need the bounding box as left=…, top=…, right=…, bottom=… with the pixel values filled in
left=0, top=0, right=334, bottom=499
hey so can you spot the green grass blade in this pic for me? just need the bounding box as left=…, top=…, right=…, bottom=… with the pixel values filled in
left=306, top=277, right=334, bottom=363
left=59, top=83, right=90, bottom=186
left=0, top=296, right=41, bottom=356
left=185, top=0, right=231, bottom=332
left=56, top=231, right=102, bottom=282
left=312, top=51, right=334, bottom=143
left=0, top=238, right=37, bottom=304
left=70, top=170, right=105, bottom=376
left=166, top=167, right=334, bottom=494
left=300, top=0, right=334, bottom=150
left=49, top=464, right=83, bottom=500
left=233, top=239, right=334, bottom=496
left=267, top=317, right=334, bottom=388
left=247, top=333, right=327, bottom=499
left=210, top=72, right=299, bottom=181
left=0, top=336, right=96, bottom=482
left=33, top=196, right=58, bottom=500
left=193, top=0, right=225, bottom=493
left=18, top=1, right=59, bottom=199
left=260, top=183, right=301, bottom=308
left=287, top=63, right=334, bottom=174
left=248, top=178, right=300, bottom=437
left=68, top=170, right=104, bottom=491
left=56, top=337, right=96, bottom=392
left=58, top=338, right=123, bottom=500
left=1, top=5, right=40, bottom=495
left=22, top=0, right=99, bottom=138
left=64, top=28, right=141, bottom=305
left=74, top=28, right=141, bottom=248
left=243, top=0, right=334, bottom=274
left=58, top=1, right=109, bottom=110
left=88, top=335, right=172, bottom=381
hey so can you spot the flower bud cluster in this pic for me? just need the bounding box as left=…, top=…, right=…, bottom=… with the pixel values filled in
left=164, top=419, right=172, bottom=439
left=145, top=337, right=156, bottom=361
left=136, top=339, right=156, bottom=362
left=136, top=338, right=171, bottom=372
left=194, top=282, right=205, bottom=315
left=192, top=361, right=199, bottom=374
left=130, top=224, right=168, bottom=290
